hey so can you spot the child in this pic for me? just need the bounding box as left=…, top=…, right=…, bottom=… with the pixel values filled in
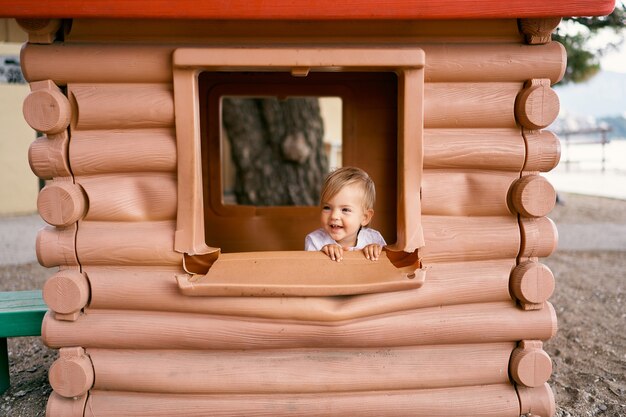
left=305, top=166, right=386, bottom=262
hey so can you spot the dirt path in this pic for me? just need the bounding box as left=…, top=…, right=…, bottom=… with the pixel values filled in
left=543, top=193, right=626, bottom=417
left=1, top=193, right=624, bottom=416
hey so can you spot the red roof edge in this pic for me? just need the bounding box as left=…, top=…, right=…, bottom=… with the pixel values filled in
left=0, top=0, right=617, bottom=20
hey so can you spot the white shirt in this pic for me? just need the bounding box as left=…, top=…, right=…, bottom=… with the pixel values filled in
left=304, top=227, right=387, bottom=251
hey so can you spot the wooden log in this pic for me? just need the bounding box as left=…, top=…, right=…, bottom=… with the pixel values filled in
left=36, top=224, right=79, bottom=268
left=421, top=216, right=520, bottom=263
left=15, top=18, right=62, bottom=44
left=523, top=130, right=561, bottom=172
left=28, top=133, right=72, bottom=180
left=22, top=80, right=71, bottom=134
left=41, top=301, right=557, bottom=350
left=78, top=173, right=177, bottom=222
left=87, top=343, right=515, bottom=394
left=517, top=383, right=556, bottom=417
left=515, top=79, right=559, bottom=130
left=81, top=384, right=521, bottom=417
left=519, top=217, right=558, bottom=258
left=510, top=261, right=555, bottom=310
left=510, top=175, right=556, bottom=218
left=85, top=259, right=514, bottom=320
left=37, top=182, right=87, bottom=227
left=424, top=83, right=520, bottom=128
left=75, top=221, right=182, bottom=266
left=422, top=169, right=517, bottom=216
left=68, top=84, right=174, bottom=130
left=43, top=270, right=89, bottom=316
left=21, top=42, right=564, bottom=84
left=510, top=340, right=552, bottom=388
left=69, top=129, right=177, bottom=176
left=423, top=128, right=525, bottom=171
left=46, top=392, right=87, bottom=417
left=422, top=41, right=565, bottom=83
left=21, top=43, right=174, bottom=85
left=48, top=347, right=94, bottom=398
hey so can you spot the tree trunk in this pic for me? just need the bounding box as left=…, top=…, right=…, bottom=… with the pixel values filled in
left=222, top=97, right=328, bottom=206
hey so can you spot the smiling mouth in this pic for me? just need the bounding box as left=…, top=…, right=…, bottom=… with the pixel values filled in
left=329, top=224, right=343, bottom=230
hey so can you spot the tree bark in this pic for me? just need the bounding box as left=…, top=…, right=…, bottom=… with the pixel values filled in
left=222, top=97, right=328, bottom=206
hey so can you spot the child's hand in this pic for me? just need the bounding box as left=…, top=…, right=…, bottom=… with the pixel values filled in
left=363, top=244, right=383, bottom=261
left=322, top=244, right=344, bottom=262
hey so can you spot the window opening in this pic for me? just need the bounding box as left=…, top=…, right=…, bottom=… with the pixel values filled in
left=198, top=71, right=400, bottom=253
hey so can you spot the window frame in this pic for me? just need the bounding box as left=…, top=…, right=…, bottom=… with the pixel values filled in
left=172, top=47, right=425, bottom=257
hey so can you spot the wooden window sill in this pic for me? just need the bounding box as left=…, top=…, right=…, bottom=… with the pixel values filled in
left=177, top=250, right=423, bottom=297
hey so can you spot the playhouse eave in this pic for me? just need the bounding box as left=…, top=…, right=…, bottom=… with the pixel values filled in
left=0, top=0, right=615, bottom=20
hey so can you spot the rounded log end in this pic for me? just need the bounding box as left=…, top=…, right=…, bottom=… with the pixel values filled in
left=36, top=225, right=78, bottom=268
left=511, top=175, right=556, bottom=218
left=38, top=182, right=87, bottom=227
left=515, top=82, right=560, bottom=130
left=510, top=345, right=553, bottom=387
left=519, top=217, right=558, bottom=258
left=523, top=130, right=561, bottom=172
left=49, top=353, right=94, bottom=398
left=16, top=18, right=62, bottom=35
left=16, top=19, right=63, bottom=44
left=28, top=138, right=54, bottom=180
left=546, top=301, right=558, bottom=338
left=553, top=42, right=568, bottom=84
left=46, top=391, right=87, bottom=417
left=35, top=226, right=54, bottom=268
left=40, top=310, right=80, bottom=349
left=43, top=270, right=90, bottom=314
left=517, top=383, right=556, bottom=417
left=519, top=18, right=561, bottom=45
left=28, top=135, right=71, bottom=180
left=22, top=88, right=71, bottom=134
left=511, top=261, right=555, bottom=305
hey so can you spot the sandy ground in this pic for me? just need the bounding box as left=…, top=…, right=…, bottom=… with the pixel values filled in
left=0, top=192, right=625, bottom=416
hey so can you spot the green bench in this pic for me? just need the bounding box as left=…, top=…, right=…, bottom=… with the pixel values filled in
left=0, top=290, right=48, bottom=394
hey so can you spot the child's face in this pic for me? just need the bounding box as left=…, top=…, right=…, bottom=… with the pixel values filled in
left=320, top=183, right=373, bottom=248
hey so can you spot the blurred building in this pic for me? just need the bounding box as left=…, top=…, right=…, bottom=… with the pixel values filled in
left=0, top=19, right=37, bottom=215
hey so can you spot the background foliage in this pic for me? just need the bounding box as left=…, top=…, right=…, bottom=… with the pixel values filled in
left=554, top=3, right=626, bottom=84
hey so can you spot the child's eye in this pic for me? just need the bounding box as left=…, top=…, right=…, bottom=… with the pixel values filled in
left=342, top=208, right=351, bottom=213
left=322, top=205, right=330, bottom=211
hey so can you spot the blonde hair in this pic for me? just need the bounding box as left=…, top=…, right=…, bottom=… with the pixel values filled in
left=320, top=166, right=376, bottom=210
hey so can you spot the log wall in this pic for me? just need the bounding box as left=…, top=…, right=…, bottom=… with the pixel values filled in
left=20, top=17, right=562, bottom=417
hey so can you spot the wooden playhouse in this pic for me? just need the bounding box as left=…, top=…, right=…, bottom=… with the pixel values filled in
left=2, top=1, right=616, bottom=415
